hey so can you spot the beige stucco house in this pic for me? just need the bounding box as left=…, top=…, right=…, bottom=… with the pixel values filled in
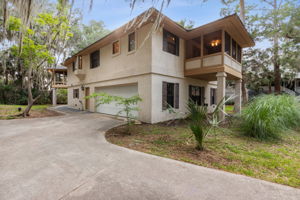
left=63, top=8, right=254, bottom=123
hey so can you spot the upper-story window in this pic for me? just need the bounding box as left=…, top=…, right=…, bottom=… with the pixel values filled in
left=72, top=61, right=76, bottom=72
left=225, top=32, right=242, bottom=63
left=225, top=32, right=231, bottom=56
left=128, top=32, right=136, bottom=52
left=90, top=50, right=100, bottom=68
left=186, top=37, right=201, bottom=59
left=237, top=45, right=242, bottom=63
left=78, top=55, right=82, bottom=69
left=203, top=30, right=222, bottom=56
left=112, top=40, right=120, bottom=55
left=232, top=39, right=237, bottom=60
left=163, top=29, right=179, bottom=56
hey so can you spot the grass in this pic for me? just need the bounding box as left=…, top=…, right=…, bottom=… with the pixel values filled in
left=0, top=104, right=51, bottom=119
left=241, top=95, right=300, bottom=139
left=106, top=123, right=300, bottom=188
left=225, top=105, right=234, bottom=113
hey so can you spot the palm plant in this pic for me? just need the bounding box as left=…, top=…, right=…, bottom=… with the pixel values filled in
left=187, top=95, right=235, bottom=150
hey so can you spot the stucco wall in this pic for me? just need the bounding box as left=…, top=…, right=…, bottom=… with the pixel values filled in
left=67, top=23, right=153, bottom=87
left=151, top=28, right=185, bottom=78
left=150, top=74, right=216, bottom=123
left=68, top=74, right=152, bottom=123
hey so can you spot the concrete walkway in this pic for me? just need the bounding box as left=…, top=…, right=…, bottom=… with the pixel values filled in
left=0, top=109, right=299, bottom=200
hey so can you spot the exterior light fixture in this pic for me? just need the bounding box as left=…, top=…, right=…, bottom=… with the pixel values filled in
left=81, top=85, right=85, bottom=91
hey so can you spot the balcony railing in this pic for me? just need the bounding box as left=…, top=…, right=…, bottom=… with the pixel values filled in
left=185, top=52, right=241, bottom=78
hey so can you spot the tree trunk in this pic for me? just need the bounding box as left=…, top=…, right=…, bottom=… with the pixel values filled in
left=241, top=79, right=248, bottom=103
left=239, top=0, right=248, bottom=103
left=239, top=0, right=245, bottom=22
left=273, top=0, right=281, bottom=94
left=23, top=65, right=34, bottom=117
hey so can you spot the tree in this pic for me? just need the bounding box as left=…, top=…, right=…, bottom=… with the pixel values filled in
left=68, top=20, right=110, bottom=55
left=177, top=19, right=195, bottom=29
left=8, top=3, right=73, bottom=116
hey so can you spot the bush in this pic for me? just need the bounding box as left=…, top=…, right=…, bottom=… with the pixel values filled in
left=57, top=89, right=67, bottom=104
left=241, top=95, right=300, bottom=140
left=0, top=82, right=51, bottom=105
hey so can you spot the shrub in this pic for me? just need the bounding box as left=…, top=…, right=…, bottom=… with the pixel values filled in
left=241, top=95, right=300, bottom=140
left=57, top=89, right=67, bottom=104
left=187, top=101, right=208, bottom=150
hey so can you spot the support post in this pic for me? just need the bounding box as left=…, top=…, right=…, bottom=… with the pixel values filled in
left=52, top=88, right=57, bottom=106
left=234, top=79, right=242, bottom=114
left=216, top=72, right=227, bottom=121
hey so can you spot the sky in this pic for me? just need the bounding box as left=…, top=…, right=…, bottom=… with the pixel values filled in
left=73, top=0, right=230, bottom=30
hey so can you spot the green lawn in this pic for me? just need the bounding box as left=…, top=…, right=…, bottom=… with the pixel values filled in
left=0, top=104, right=50, bottom=119
left=225, top=105, right=234, bottom=113
left=107, top=123, right=300, bottom=188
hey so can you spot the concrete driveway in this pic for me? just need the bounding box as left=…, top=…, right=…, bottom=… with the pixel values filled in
left=0, top=109, right=299, bottom=200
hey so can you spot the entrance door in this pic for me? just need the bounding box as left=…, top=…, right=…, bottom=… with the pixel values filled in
left=189, top=85, right=205, bottom=105
left=85, top=87, right=90, bottom=110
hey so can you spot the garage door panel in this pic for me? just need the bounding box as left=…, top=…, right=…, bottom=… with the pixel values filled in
left=95, top=84, right=138, bottom=117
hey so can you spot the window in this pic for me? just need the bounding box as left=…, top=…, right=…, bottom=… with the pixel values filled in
left=210, top=88, right=216, bottom=105
left=203, top=30, right=222, bottom=55
left=186, top=37, right=201, bottom=59
left=90, top=50, right=99, bottom=68
left=162, top=82, right=179, bottom=110
left=232, top=39, right=237, bottom=60
left=237, top=45, right=242, bottom=63
left=189, top=85, right=205, bottom=106
left=72, top=61, right=76, bottom=72
left=112, top=40, right=120, bottom=55
left=225, top=32, right=231, bottom=56
left=128, top=32, right=136, bottom=52
left=73, top=89, right=79, bottom=99
left=163, top=29, right=179, bottom=56
left=78, top=55, right=82, bottom=69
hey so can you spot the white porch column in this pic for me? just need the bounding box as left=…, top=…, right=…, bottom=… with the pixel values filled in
left=216, top=72, right=227, bottom=121
left=234, top=79, right=242, bottom=114
left=52, top=88, right=57, bottom=106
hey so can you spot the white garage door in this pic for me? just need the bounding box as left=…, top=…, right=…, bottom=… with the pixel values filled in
left=95, top=84, right=138, bottom=117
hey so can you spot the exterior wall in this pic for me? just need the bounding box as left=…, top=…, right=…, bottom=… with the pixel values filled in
left=67, top=23, right=153, bottom=87
left=150, top=74, right=216, bottom=123
left=68, top=74, right=152, bottom=123
left=151, top=28, right=185, bottom=78
left=66, top=23, right=217, bottom=123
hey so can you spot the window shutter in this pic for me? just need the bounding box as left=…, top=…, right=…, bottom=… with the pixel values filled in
left=174, top=83, right=179, bottom=109
left=162, top=82, right=167, bottom=110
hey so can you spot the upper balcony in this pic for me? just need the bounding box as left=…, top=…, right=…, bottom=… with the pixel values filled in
left=72, top=55, right=86, bottom=80
left=48, top=66, right=68, bottom=88
left=184, top=30, right=243, bottom=81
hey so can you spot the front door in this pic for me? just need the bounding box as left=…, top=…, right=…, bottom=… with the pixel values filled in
left=189, top=85, right=205, bottom=105
left=85, top=87, right=90, bottom=110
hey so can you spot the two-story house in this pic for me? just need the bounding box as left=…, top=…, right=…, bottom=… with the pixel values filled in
left=63, top=8, right=254, bottom=123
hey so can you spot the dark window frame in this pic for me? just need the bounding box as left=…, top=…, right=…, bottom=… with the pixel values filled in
left=232, top=39, right=237, bottom=60
left=72, top=61, right=76, bottom=72
left=73, top=89, right=79, bottom=99
left=162, top=81, right=179, bottom=110
left=225, top=32, right=231, bottom=56
left=163, top=29, right=180, bottom=56
left=90, top=50, right=100, bottom=68
left=78, top=55, right=82, bottom=69
left=112, top=40, right=120, bottom=55
left=237, top=44, right=242, bottom=63
left=189, top=85, right=205, bottom=106
left=128, top=32, right=136, bottom=52
left=210, top=88, right=217, bottom=105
